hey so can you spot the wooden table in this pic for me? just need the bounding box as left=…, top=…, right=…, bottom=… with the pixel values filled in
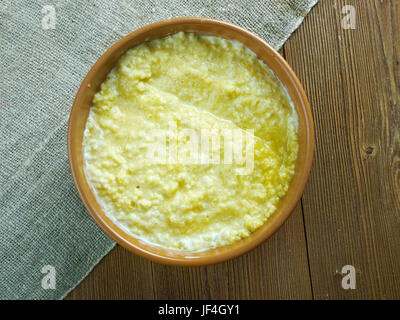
left=67, top=0, right=400, bottom=300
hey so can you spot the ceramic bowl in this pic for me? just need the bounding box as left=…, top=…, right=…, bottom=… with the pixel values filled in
left=68, top=17, right=314, bottom=266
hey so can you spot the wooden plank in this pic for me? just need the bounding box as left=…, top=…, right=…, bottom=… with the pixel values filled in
left=67, top=204, right=312, bottom=299
left=66, top=245, right=156, bottom=300
left=284, top=0, right=400, bottom=299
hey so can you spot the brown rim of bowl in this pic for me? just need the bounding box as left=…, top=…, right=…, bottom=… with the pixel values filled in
left=68, top=17, right=314, bottom=266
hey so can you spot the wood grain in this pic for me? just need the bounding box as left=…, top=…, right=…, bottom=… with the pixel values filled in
left=284, top=0, right=400, bottom=299
left=67, top=0, right=400, bottom=299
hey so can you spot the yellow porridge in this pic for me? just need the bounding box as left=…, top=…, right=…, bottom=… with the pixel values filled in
left=83, top=32, right=298, bottom=251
